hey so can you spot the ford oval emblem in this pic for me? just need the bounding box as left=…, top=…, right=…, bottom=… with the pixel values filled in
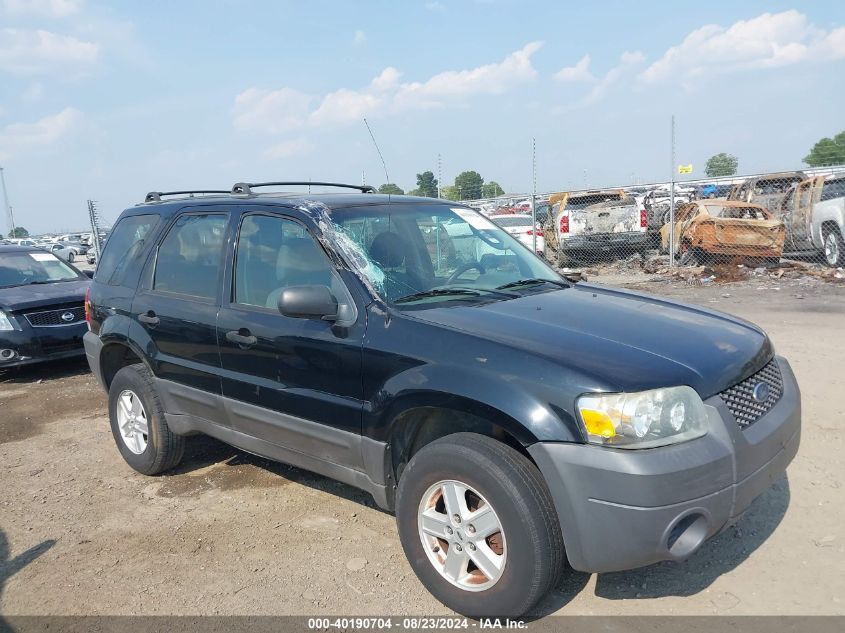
left=752, top=382, right=770, bottom=403
left=61, top=311, right=75, bottom=322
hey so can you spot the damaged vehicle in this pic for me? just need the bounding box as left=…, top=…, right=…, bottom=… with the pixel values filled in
left=660, top=200, right=786, bottom=265
left=777, top=175, right=845, bottom=267
left=85, top=182, right=800, bottom=617
left=728, top=171, right=806, bottom=213
left=543, top=189, right=648, bottom=265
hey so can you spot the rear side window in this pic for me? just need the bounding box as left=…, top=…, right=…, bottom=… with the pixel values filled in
left=95, top=214, right=159, bottom=286
left=153, top=214, right=228, bottom=299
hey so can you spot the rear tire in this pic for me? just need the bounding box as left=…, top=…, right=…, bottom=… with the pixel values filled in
left=396, top=433, right=564, bottom=618
left=108, top=363, right=184, bottom=475
left=67, top=252, right=75, bottom=263
left=823, top=226, right=845, bottom=267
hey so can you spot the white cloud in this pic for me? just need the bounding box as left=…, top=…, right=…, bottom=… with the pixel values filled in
left=21, top=82, right=44, bottom=102
left=583, top=51, right=645, bottom=105
left=0, top=28, right=98, bottom=73
left=0, top=107, right=82, bottom=160
left=640, top=10, right=845, bottom=84
left=263, top=138, right=314, bottom=160
left=234, top=42, right=543, bottom=132
left=233, top=87, right=312, bottom=133
left=0, top=0, right=83, bottom=18
left=554, top=54, right=594, bottom=82
left=353, top=30, right=366, bottom=46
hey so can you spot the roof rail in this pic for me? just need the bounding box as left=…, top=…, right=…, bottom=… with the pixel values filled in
left=231, top=181, right=377, bottom=195
left=145, top=190, right=229, bottom=203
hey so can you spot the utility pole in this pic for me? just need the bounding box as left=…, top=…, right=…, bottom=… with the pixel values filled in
left=531, top=137, right=537, bottom=253
left=437, top=153, right=442, bottom=199
left=0, top=166, right=14, bottom=238
left=669, top=115, right=676, bottom=269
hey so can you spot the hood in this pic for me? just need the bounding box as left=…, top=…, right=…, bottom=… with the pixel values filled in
left=408, top=283, right=771, bottom=398
left=0, top=279, right=90, bottom=312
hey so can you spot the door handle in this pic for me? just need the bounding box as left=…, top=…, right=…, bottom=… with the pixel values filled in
left=226, top=329, right=257, bottom=348
left=138, top=311, right=160, bottom=326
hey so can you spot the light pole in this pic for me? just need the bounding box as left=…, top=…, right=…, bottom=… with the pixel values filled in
left=0, top=166, right=15, bottom=238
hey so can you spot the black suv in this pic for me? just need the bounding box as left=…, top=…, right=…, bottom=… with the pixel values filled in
left=84, top=182, right=800, bottom=617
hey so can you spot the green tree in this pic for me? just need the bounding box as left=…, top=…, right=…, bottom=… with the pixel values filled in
left=415, top=171, right=439, bottom=198
left=440, top=185, right=460, bottom=201
left=481, top=181, right=504, bottom=198
left=454, top=170, right=484, bottom=200
left=704, top=153, right=738, bottom=177
left=378, top=183, right=404, bottom=195
left=804, top=131, right=845, bottom=167
left=10, top=226, right=29, bottom=238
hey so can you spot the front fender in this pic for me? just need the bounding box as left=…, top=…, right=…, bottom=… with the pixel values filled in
left=811, top=202, right=844, bottom=247
left=365, top=361, right=584, bottom=445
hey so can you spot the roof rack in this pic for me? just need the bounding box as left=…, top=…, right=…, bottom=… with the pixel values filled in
left=145, top=190, right=229, bottom=203
left=231, top=181, right=377, bottom=195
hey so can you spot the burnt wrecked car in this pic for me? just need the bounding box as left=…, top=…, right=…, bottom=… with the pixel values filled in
left=84, top=182, right=800, bottom=617
left=728, top=171, right=807, bottom=214
left=0, top=245, right=91, bottom=368
left=660, top=200, right=786, bottom=265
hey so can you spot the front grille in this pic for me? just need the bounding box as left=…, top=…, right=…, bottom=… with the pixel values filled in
left=719, top=359, right=783, bottom=429
left=24, top=305, right=85, bottom=327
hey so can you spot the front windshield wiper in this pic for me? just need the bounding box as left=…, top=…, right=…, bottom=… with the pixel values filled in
left=495, top=278, right=569, bottom=291
left=25, top=279, right=77, bottom=285
left=394, top=288, right=483, bottom=304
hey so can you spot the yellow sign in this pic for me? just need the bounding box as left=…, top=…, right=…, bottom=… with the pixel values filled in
left=678, top=164, right=693, bottom=174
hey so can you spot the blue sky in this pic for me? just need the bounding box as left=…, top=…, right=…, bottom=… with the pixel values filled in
left=1, top=0, right=844, bottom=233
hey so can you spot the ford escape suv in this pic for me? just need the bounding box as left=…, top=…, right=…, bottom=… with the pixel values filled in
left=84, top=182, right=801, bottom=617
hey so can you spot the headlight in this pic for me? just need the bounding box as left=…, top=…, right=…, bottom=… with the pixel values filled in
left=577, top=386, right=707, bottom=449
left=0, top=310, right=17, bottom=331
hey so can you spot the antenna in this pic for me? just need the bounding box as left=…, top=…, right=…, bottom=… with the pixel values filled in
left=363, top=118, right=390, bottom=186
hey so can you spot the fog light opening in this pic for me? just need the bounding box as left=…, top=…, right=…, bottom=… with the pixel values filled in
left=666, top=512, right=708, bottom=558
left=0, top=348, right=17, bottom=362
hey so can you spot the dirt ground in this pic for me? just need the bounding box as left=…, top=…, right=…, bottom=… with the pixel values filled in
left=1, top=276, right=843, bottom=617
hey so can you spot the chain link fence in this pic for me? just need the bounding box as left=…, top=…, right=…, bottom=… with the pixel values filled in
left=470, top=166, right=845, bottom=285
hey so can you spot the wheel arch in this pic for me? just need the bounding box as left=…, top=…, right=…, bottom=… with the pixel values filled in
left=99, top=336, right=152, bottom=389
left=381, top=394, right=543, bottom=487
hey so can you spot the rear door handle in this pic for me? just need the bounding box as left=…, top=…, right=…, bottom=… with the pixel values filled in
left=138, top=311, right=160, bottom=326
left=226, top=329, right=257, bottom=348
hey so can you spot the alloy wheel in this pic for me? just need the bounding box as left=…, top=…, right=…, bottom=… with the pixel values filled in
left=417, top=480, right=506, bottom=592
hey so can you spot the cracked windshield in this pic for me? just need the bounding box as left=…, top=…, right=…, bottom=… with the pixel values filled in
left=331, top=204, right=563, bottom=305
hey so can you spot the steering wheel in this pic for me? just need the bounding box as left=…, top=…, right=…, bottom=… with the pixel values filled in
left=447, top=261, right=486, bottom=284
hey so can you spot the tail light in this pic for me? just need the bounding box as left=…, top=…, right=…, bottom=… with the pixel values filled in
left=640, top=210, right=648, bottom=228
left=559, top=215, right=570, bottom=234
left=527, top=229, right=544, bottom=236
left=84, top=287, right=91, bottom=322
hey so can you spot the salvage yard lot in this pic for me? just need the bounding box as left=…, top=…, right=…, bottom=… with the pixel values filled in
left=1, top=279, right=843, bottom=617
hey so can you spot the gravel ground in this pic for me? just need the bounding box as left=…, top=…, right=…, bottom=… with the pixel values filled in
left=1, top=277, right=843, bottom=617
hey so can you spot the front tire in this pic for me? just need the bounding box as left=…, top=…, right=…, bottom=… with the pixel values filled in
left=396, top=433, right=564, bottom=618
left=108, top=364, right=184, bottom=475
left=67, top=252, right=75, bottom=263
left=823, top=226, right=845, bottom=267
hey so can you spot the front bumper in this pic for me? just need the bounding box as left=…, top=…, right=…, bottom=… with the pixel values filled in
left=560, top=231, right=648, bottom=254
left=0, top=321, right=88, bottom=368
left=528, top=355, right=801, bottom=573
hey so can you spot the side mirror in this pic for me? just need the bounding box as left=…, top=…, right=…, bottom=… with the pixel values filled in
left=83, top=270, right=94, bottom=279
left=278, top=285, right=338, bottom=321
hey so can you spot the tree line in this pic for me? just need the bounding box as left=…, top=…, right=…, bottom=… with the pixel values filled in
left=377, top=170, right=505, bottom=200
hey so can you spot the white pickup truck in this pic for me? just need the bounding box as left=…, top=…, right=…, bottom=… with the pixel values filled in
left=779, top=175, right=845, bottom=267
left=543, top=189, right=648, bottom=265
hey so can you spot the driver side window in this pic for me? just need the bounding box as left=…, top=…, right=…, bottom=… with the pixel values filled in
left=234, top=214, right=336, bottom=309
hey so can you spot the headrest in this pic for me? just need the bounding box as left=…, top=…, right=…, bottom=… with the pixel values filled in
left=369, top=231, right=406, bottom=268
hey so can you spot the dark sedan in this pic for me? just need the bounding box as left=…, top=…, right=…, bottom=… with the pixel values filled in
left=0, top=245, right=91, bottom=368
